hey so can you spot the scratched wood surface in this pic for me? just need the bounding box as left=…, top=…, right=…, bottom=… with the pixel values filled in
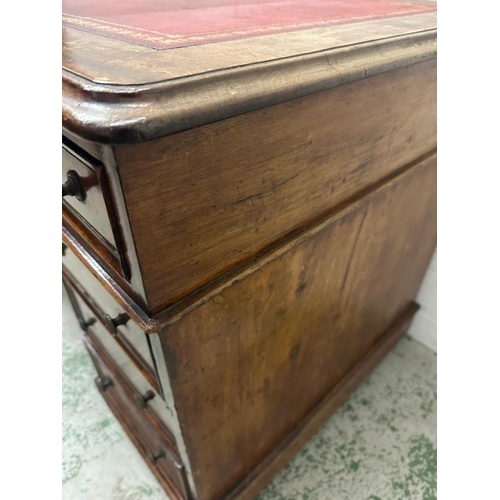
left=116, top=59, right=437, bottom=314
left=159, top=155, right=437, bottom=500
left=62, top=9, right=436, bottom=143
left=62, top=12, right=436, bottom=86
left=62, top=6, right=437, bottom=498
left=83, top=330, right=190, bottom=500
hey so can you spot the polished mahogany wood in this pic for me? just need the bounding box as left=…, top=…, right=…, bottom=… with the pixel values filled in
left=62, top=6, right=437, bottom=498
left=62, top=4, right=437, bottom=316
left=63, top=273, right=159, bottom=391
left=225, top=301, right=419, bottom=500
left=159, top=156, right=436, bottom=500
left=62, top=139, right=131, bottom=280
left=117, top=59, right=436, bottom=314
left=63, top=210, right=124, bottom=282
left=62, top=151, right=436, bottom=499
left=84, top=330, right=190, bottom=500
left=62, top=144, right=116, bottom=249
left=62, top=226, right=161, bottom=334
left=62, top=7, right=436, bottom=142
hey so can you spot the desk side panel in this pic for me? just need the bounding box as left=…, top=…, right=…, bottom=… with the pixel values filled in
left=117, top=59, right=437, bottom=313
left=160, top=156, right=437, bottom=500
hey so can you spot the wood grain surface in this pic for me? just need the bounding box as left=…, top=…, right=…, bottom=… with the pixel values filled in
left=62, top=12, right=436, bottom=85
left=159, top=155, right=437, bottom=500
left=224, top=301, right=419, bottom=500
left=62, top=8, right=437, bottom=498
left=63, top=272, right=159, bottom=391
left=84, top=331, right=191, bottom=500
left=117, top=59, right=436, bottom=314
left=62, top=226, right=163, bottom=334
left=62, top=14, right=436, bottom=142
left=62, top=145, right=117, bottom=250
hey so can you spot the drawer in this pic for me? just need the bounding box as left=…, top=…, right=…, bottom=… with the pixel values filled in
left=83, top=330, right=190, bottom=500
left=63, top=275, right=159, bottom=393
left=62, top=142, right=131, bottom=282
left=62, top=229, right=152, bottom=354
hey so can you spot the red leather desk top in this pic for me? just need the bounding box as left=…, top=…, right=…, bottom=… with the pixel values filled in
left=62, top=0, right=436, bottom=49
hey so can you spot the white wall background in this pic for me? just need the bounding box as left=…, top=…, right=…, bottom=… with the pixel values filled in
left=408, top=251, right=437, bottom=352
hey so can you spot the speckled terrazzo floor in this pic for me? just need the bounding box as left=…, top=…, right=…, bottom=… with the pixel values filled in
left=62, top=287, right=437, bottom=500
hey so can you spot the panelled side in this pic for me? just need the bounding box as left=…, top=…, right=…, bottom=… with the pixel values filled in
left=159, top=156, right=437, bottom=500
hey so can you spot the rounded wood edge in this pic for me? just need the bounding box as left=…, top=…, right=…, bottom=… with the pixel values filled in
left=62, top=226, right=163, bottom=334
left=62, top=29, right=437, bottom=144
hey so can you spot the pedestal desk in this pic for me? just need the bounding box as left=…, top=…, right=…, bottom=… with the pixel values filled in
left=62, top=1, right=437, bottom=498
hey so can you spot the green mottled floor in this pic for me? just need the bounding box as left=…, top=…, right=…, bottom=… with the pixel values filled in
left=62, top=288, right=436, bottom=500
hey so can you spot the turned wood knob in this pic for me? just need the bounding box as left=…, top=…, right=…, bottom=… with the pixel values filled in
left=135, top=390, right=155, bottom=408
left=62, top=170, right=86, bottom=202
left=80, top=317, right=96, bottom=331
left=95, top=376, right=113, bottom=391
left=146, top=449, right=165, bottom=465
left=103, top=312, right=129, bottom=335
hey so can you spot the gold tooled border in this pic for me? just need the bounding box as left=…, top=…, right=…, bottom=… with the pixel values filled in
left=62, top=3, right=436, bottom=49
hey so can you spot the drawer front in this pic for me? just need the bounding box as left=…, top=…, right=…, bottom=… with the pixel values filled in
left=64, top=276, right=182, bottom=439
left=62, top=145, right=117, bottom=251
left=64, top=275, right=158, bottom=392
left=62, top=239, right=153, bottom=369
left=83, top=331, right=190, bottom=500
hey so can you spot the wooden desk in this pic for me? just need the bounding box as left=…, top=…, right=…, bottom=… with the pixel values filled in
left=62, top=1, right=437, bottom=498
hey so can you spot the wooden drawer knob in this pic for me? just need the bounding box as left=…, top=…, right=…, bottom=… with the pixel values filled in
left=135, top=390, right=155, bottom=408
left=103, top=313, right=129, bottom=335
left=146, top=449, right=165, bottom=465
left=62, top=170, right=86, bottom=202
left=95, top=376, right=113, bottom=392
left=80, top=317, right=96, bottom=331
